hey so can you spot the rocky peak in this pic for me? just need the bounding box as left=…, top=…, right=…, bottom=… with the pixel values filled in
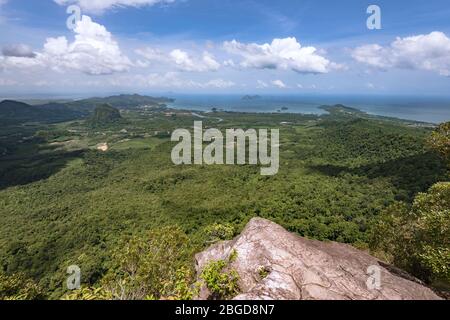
left=195, top=218, right=442, bottom=300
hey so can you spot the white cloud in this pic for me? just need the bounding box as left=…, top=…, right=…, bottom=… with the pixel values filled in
left=42, top=15, right=131, bottom=75
left=135, top=47, right=166, bottom=62
left=0, top=55, right=44, bottom=70
left=169, top=49, right=220, bottom=72
left=223, top=37, right=342, bottom=74
left=272, top=79, right=287, bottom=88
left=2, top=44, right=36, bottom=58
left=135, top=47, right=220, bottom=72
left=135, top=59, right=151, bottom=68
left=223, top=59, right=235, bottom=67
left=352, top=31, right=450, bottom=76
left=54, top=0, right=176, bottom=14
left=256, top=80, right=268, bottom=88
left=0, top=15, right=131, bottom=75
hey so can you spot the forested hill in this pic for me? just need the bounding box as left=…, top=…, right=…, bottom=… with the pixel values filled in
left=0, top=100, right=84, bottom=124
left=64, top=94, right=173, bottom=113
left=320, top=105, right=436, bottom=126
left=0, top=94, right=172, bottom=124
left=88, top=104, right=123, bottom=127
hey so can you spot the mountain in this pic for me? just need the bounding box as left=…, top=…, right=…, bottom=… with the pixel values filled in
left=0, top=100, right=38, bottom=120
left=195, top=218, right=442, bottom=300
left=88, top=104, right=123, bottom=126
left=0, top=94, right=173, bottom=125
left=67, top=94, right=173, bottom=112
left=0, top=100, right=85, bottom=124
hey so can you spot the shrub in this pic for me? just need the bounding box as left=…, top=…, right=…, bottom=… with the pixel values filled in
left=257, top=266, right=270, bottom=280
left=200, top=252, right=240, bottom=300
left=62, top=287, right=112, bottom=300
left=204, top=223, right=235, bottom=244
left=0, top=272, right=45, bottom=300
left=100, top=226, right=196, bottom=300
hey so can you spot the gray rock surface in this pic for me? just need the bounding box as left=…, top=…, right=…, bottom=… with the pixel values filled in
left=195, top=218, right=442, bottom=300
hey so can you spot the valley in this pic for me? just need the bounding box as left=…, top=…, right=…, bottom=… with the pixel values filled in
left=0, top=95, right=448, bottom=299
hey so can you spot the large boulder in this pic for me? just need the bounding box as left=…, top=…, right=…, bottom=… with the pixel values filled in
left=195, top=218, right=442, bottom=300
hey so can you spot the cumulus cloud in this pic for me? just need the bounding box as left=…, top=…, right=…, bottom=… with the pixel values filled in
left=271, top=79, right=287, bottom=88
left=2, top=44, right=36, bottom=58
left=223, top=59, right=235, bottom=67
left=0, top=55, right=44, bottom=69
left=54, top=0, right=176, bottom=14
left=42, top=15, right=131, bottom=75
left=136, top=46, right=221, bottom=72
left=169, top=49, right=220, bottom=72
left=352, top=31, right=450, bottom=76
left=223, top=37, right=342, bottom=74
left=0, top=15, right=131, bottom=75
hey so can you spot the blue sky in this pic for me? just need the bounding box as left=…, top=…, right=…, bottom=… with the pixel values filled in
left=1, top=0, right=450, bottom=96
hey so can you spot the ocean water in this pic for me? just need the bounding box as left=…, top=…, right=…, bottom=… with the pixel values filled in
left=168, top=94, right=450, bottom=124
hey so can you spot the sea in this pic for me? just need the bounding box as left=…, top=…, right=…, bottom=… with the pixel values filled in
left=168, top=94, right=450, bottom=124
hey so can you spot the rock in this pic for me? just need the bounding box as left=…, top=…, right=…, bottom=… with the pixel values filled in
left=96, top=143, right=109, bottom=152
left=195, top=218, right=442, bottom=300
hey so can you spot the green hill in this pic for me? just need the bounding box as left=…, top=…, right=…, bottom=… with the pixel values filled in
left=67, top=94, right=173, bottom=112
left=0, top=95, right=173, bottom=124
left=88, top=104, right=123, bottom=126
left=0, top=100, right=85, bottom=124
left=0, top=100, right=37, bottom=120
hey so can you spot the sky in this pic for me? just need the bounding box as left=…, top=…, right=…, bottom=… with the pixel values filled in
left=0, top=0, right=450, bottom=96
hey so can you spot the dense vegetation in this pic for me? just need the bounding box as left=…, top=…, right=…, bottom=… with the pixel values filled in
left=370, top=122, right=450, bottom=287
left=0, top=100, right=448, bottom=299
left=370, top=182, right=450, bottom=284
left=88, top=104, right=123, bottom=127
left=0, top=100, right=84, bottom=125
